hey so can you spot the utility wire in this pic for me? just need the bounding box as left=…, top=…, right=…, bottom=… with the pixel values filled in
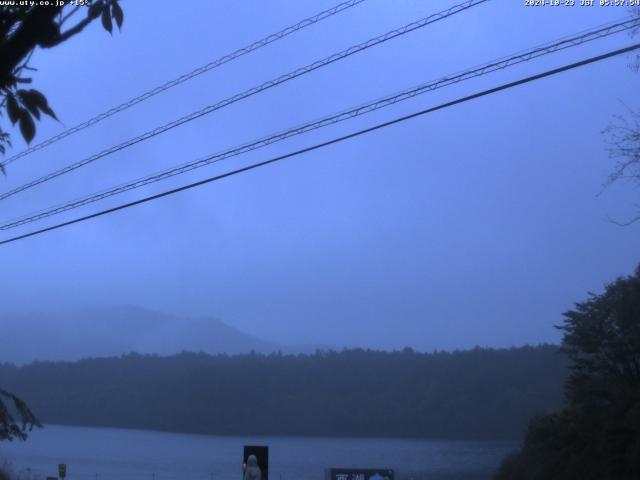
left=0, top=0, right=367, bottom=168
left=1, top=16, right=637, bottom=231
left=1, top=43, right=638, bottom=247
left=0, top=0, right=489, bottom=201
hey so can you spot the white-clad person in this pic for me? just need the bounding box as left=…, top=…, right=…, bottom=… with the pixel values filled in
left=243, top=454, right=262, bottom=480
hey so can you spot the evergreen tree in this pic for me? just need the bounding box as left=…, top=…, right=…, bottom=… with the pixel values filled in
left=495, top=266, right=640, bottom=480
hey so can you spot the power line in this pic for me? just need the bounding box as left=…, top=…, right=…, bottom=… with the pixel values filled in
left=0, top=0, right=489, bottom=201
left=0, top=0, right=367, bottom=168
left=1, top=16, right=637, bottom=231
left=1, top=43, right=637, bottom=247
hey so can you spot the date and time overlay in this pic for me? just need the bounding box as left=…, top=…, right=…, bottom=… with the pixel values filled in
left=526, top=0, right=640, bottom=7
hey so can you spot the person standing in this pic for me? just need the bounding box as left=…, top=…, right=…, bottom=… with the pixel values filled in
left=243, top=454, right=262, bottom=480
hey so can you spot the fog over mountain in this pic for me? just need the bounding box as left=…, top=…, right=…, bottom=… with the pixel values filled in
left=1, top=305, right=319, bottom=364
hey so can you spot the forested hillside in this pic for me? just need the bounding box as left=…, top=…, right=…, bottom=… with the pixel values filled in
left=0, top=346, right=565, bottom=439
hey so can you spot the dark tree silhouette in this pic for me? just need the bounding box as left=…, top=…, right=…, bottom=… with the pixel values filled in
left=0, top=388, right=41, bottom=441
left=560, top=265, right=640, bottom=407
left=0, top=0, right=123, bottom=441
left=0, top=0, right=123, bottom=167
left=495, top=266, right=640, bottom=480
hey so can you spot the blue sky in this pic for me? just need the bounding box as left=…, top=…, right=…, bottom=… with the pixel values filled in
left=1, top=0, right=638, bottom=350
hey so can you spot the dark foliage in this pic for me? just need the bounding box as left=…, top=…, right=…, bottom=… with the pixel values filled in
left=0, top=0, right=123, bottom=166
left=0, top=345, right=565, bottom=440
left=495, top=266, right=640, bottom=480
left=0, top=388, right=41, bottom=441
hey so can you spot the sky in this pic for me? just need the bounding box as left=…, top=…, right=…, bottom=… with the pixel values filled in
left=0, top=0, right=639, bottom=352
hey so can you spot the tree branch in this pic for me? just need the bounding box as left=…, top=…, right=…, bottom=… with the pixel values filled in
left=605, top=212, right=640, bottom=226
left=0, top=6, right=62, bottom=84
left=54, top=15, right=95, bottom=45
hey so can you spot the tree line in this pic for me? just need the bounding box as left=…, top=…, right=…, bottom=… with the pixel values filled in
left=0, top=345, right=565, bottom=440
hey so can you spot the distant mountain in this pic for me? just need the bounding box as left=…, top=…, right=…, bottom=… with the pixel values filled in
left=0, top=305, right=315, bottom=364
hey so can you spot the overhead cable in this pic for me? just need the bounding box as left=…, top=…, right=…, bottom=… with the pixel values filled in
left=1, top=42, right=638, bottom=246
left=2, top=16, right=637, bottom=231
left=0, top=0, right=489, bottom=201
left=0, top=0, right=368, bottom=168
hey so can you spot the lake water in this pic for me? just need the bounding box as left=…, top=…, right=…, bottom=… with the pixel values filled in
left=0, top=425, right=517, bottom=480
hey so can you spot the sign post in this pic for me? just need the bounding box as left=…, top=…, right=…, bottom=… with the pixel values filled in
left=327, top=468, right=394, bottom=480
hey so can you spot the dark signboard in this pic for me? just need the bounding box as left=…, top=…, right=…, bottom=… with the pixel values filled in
left=328, top=468, right=394, bottom=480
left=243, top=445, right=269, bottom=480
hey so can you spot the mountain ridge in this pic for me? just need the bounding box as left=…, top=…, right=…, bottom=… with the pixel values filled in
left=1, top=305, right=321, bottom=364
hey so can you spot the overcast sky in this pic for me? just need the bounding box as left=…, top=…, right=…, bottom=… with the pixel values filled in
left=1, top=0, right=638, bottom=351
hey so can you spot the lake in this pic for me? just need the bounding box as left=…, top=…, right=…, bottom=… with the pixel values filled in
left=0, top=425, right=517, bottom=480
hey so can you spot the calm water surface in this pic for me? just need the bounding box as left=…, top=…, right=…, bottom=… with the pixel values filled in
left=0, top=425, right=517, bottom=480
